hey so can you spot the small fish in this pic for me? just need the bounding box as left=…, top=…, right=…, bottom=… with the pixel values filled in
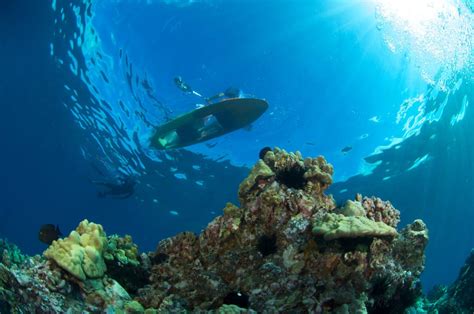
left=305, top=142, right=316, bottom=146
left=369, top=116, right=380, bottom=123
left=141, top=78, right=152, bottom=90
left=38, top=224, right=62, bottom=245
left=341, top=146, right=353, bottom=154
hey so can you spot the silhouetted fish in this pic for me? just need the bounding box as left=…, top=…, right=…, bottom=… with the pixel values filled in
left=259, top=147, right=272, bottom=160
left=341, top=146, right=353, bottom=154
left=38, top=224, right=62, bottom=245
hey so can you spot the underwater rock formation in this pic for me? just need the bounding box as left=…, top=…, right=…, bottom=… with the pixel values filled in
left=137, top=148, right=428, bottom=312
left=0, top=148, right=433, bottom=312
left=426, top=249, right=474, bottom=313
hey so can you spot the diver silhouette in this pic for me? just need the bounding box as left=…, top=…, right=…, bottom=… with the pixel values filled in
left=174, top=76, right=241, bottom=104
left=93, top=176, right=136, bottom=199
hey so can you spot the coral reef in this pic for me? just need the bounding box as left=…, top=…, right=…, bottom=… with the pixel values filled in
left=358, top=194, right=401, bottom=228
left=0, top=239, right=26, bottom=268
left=0, top=257, right=85, bottom=312
left=0, top=148, right=435, bottom=312
left=137, top=148, right=428, bottom=312
left=104, top=234, right=151, bottom=295
left=0, top=221, right=149, bottom=312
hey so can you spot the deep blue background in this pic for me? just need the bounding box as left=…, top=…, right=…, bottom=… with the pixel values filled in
left=0, top=0, right=246, bottom=256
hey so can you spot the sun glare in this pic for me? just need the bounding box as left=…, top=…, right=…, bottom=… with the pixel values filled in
left=373, top=0, right=473, bottom=86
left=375, top=0, right=457, bottom=36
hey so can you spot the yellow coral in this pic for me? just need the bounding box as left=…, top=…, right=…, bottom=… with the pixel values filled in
left=336, top=200, right=366, bottom=217
left=238, top=159, right=275, bottom=198
left=312, top=213, right=397, bottom=240
left=44, top=220, right=107, bottom=281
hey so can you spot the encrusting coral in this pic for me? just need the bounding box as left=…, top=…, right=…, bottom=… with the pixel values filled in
left=0, top=148, right=434, bottom=312
left=312, top=212, right=398, bottom=240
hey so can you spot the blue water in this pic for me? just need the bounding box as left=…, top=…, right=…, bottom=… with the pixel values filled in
left=1, top=0, right=472, bottom=292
